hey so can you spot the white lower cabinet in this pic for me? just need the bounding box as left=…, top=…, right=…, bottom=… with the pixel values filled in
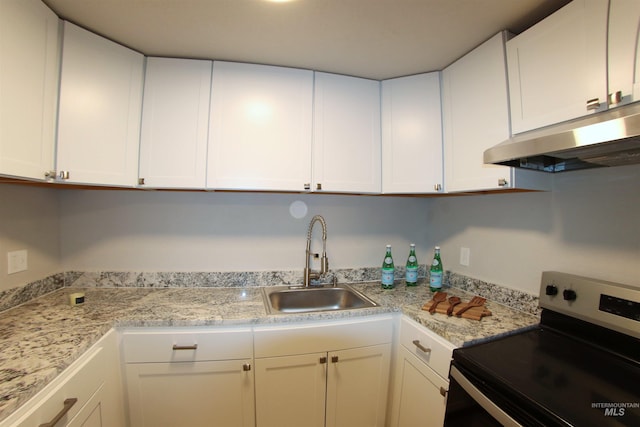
left=254, top=315, right=393, bottom=427
left=389, top=317, right=455, bottom=427
left=0, top=330, right=125, bottom=427
left=121, top=327, right=255, bottom=427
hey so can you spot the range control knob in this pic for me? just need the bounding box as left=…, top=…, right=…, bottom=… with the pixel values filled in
left=563, top=289, right=577, bottom=301
left=545, top=285, right=558, bottom=296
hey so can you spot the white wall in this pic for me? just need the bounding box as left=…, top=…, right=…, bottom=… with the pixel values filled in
left=59, top=190, right=430, bottom=273
left=0, top=184, right=60, bottom=292
left=426, top=164, right=640, bottom=294
left=4, top=163, right=638, bottom=295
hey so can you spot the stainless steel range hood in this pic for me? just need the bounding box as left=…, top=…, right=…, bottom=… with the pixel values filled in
left=484, top=102, right=640, bottom=172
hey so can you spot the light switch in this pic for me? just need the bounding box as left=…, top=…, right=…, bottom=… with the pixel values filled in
left=8, top=250, right=28, bottom=274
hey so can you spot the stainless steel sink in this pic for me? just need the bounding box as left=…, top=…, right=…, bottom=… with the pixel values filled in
left=262, top=284, right=378, bottom=314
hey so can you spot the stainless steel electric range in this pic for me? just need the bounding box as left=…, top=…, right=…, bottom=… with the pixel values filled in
left=444, top=271, right=640, bottom=427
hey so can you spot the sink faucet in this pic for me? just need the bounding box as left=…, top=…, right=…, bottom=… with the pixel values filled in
left=303, top=215, right=329, bottom=287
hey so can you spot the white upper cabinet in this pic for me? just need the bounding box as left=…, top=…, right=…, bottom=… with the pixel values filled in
left=312, top=72, right=381, bottom=193
left=507, top=0, right=609, bottom=134
left=443, top=32, right=551, bottom=192
left=207, top=61, right=313, bottom=191
left=0, top=0, right=59, bottom=181
left=608, top=0, right=640, bottom=107
left=56, top=22, right=144, bottom=186
left=382, top=72, right=443, bottom=194
left=139, top=57, right=212, bottom=189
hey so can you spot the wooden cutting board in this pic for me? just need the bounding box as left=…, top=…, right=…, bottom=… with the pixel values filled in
left=421, top=299, right=492, bottom=321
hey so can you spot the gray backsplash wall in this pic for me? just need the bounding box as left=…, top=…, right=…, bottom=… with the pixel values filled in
left=0, top=184, right=61, bottom=293
left=2, top=163, right=638, bottom=299
left=426, top=164, right=640, bottom=294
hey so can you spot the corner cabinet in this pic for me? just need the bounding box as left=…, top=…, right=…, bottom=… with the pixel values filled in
left=389, top=317, right=455, bottom=427
left=506, top=0, right=609, bottom=134
left=138, top=57, right=212, bottom=189
left=56, top=22, right=144, bottom=187
left=253, top=316, right=393, bottom=427
left=381, top=72, right=443, bottom=194
left=312, top=72, right=381, bottom=193
left=0, top=330, right=125, bottom=427
left=442, top=32, right=550, bottom=192
left=121, top=327, right=255, bottom=427
left=207, top=61, right=313, bottom=191
left=0, top=0, right=59, bottom=181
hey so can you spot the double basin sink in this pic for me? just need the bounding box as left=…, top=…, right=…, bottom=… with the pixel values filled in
left=262, top=283, right=378, bottom=314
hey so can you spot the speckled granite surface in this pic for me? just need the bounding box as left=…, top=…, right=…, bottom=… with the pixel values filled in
left=0, top=279, right=539, bottom=421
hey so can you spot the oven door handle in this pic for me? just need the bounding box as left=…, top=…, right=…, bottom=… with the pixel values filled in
left=450, top=366, right=523, bottom=427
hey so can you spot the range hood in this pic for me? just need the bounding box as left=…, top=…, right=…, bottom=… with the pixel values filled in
left=484, top=102, right=640, bottom=172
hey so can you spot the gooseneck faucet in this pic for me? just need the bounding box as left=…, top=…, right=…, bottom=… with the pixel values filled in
left=303, top=215, right=329, bottom=287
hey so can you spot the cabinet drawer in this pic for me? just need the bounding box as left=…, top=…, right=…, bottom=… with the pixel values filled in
left=254, top=315, right=394, bottom=358
left=122, top=327, right=253, bottom=363
left=399, top=317, right=455, bottom=380
left=9, top=346, right=105, bottom=427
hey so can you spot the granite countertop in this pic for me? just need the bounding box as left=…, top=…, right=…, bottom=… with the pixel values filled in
left=0, top=282, right=539, bottom=421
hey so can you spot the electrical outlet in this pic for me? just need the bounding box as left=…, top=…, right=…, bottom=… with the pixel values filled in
left=8, top=250, right=28, bottom=274
left=460, top=247, right=470, bottom=266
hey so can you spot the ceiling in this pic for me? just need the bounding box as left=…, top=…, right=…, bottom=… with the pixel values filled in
left=42, top=0, right=570, bottom=80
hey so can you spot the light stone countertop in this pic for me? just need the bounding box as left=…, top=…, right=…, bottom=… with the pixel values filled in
left=0, top=282, right=539, bottom=422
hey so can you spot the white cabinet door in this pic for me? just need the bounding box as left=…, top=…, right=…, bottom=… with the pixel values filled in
left=0, top=0, right=59, bottom=181
left=56, top=22, right=144, bottom=186
left=207, top=61, right=313, bottom=191
left=507, top=0, right=609, bottom=134
left=312, top=72, right=381, bottom=193
left=390, top=346, right=448, bottom=427
left=325, top=344, right=391, bottom=427
left=139, top=57, right=212, bottom=189
left=255, top=353, right=326, bottom=427
left=67, top=384, right=107, bottom=427
left=608, top=0, right=640, bottom=107
left=382, top=72, right=442, bottom=193
left=442, top=32, right=550, bottom=192
left=125, top=360, right=255, bottom=427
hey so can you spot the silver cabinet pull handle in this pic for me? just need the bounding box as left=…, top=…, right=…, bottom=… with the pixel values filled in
left=586, top=98, right=600, bottom=111
left=39, top=397, right=77, bottom=427
left=412, top=340, right=431, bottom=353
left=609, top=91, right=623, bottom=105
left=172, top=344, right=198, bottom=350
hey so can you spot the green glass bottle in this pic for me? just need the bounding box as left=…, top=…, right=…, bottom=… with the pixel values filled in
left=381, top=245, right=395, bottom=289
left=429, top=246, right=443, bottom=292
left=405, top=244, right=418, bottom=286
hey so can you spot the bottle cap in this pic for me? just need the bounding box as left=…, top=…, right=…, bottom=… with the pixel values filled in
left=435, top=246, right=440, bottom=250
left=410, top=243, right=415, bottom=247
left=386, top=244, right=391, bottom=248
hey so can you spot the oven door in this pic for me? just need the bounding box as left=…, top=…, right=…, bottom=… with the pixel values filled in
left=444, top=366, right=523, bottom=427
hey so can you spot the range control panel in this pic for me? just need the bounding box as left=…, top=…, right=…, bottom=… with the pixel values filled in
left=599, top=294, right=640, bottom=322
left=539, top=271, right=640, bottom=339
